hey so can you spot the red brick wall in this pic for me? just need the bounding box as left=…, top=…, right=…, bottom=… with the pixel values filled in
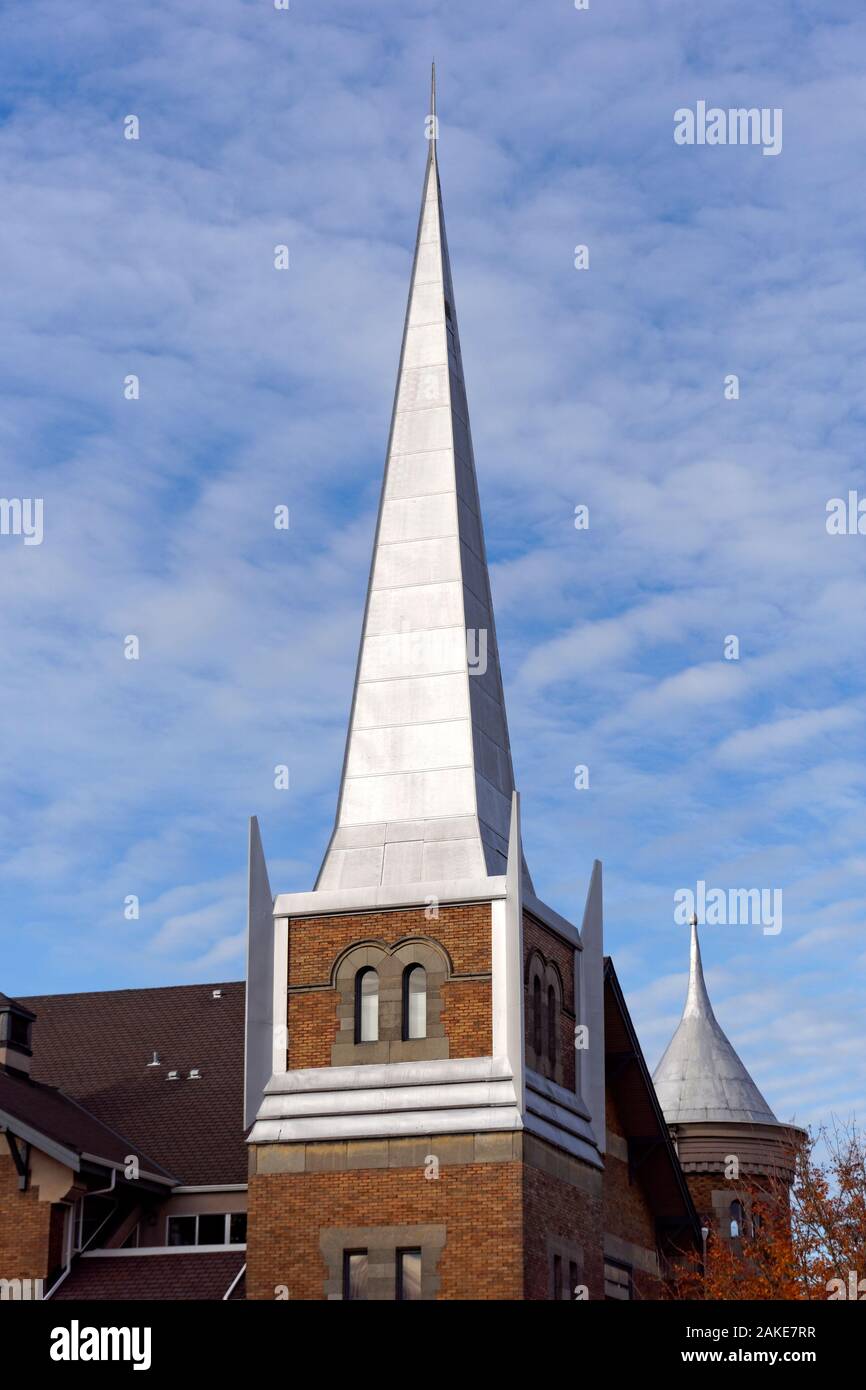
left=686, top=1172, right=723, bottom=1228
left=289, top=905, right=492, bottom=984
left=247, top=1159, right=523, bottom=1300
left=686, top=1171, right=792, bottom=1234
left=439, top=978, right=491, bottom=1057
left=285, top=905, right=493, bottom=1068
left=287, top=990, right=338, bottom=1070
left=0, top=1153, right=56, bottom=1283
left=523, top=1160, right=603, bottom=1300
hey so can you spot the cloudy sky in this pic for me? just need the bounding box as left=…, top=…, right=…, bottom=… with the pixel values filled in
left=1, top=0, right=864, bottom=1133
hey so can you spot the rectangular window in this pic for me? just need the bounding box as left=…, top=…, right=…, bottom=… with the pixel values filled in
left=166, top=1213, right=247, bottom=1248
left=552, top=1253, right=563, bottom=1301
left=604, top=1260, right=632, bottom=1300
left=344, top=1250, right=368, bottom=1301
left=397, top=1248, right=422, bottom=1301
left=198, top=1213, right=226, bottom=1246
left=167, top=1215, right=197, bottom=1247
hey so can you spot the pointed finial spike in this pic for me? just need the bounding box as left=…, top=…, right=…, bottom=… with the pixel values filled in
left=431, top=60, right=436, bottom=120
left=684, top=914, right=715, bottom=1021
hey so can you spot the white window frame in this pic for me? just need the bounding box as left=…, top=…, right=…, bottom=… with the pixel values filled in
left=165, top=1212, right=247, bottom=1247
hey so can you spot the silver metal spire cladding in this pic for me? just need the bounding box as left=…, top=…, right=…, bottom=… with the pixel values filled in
left=316, top=80, right=527, bottom=893
left=652, top=921, right=779, bottom=1127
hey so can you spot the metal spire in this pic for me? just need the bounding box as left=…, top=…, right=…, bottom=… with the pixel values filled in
left=653, top=920, right=779, bottom=1126
left=683, top=914, right=716, bottom=1020
left=316, top=72, right=527, bottom=893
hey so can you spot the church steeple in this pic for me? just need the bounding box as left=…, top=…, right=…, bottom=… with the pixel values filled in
left=317, top=74, right=527, bottom=893
left=653, top=920, right=778, bottom=1127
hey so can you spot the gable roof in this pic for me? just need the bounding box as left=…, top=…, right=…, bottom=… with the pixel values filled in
left=18, top=981, right=246, bottom=1186
left=0, top=1068, right=175, bottom=1184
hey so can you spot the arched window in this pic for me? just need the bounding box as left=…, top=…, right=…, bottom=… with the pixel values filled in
left=547, top=984, right=557, bottom=1071
left=532, top=974, right=542, bottom=1056
left=729, top=1199, right=743, bottom=1239
left=402, top=964, right=427, bottom=1040
left=354, top=968, right=379, bottom=1043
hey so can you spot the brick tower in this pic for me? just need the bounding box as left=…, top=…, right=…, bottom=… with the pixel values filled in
left=243, top=72, right=612, bottom=1300
left=652, top=920, right=805, bottom=1248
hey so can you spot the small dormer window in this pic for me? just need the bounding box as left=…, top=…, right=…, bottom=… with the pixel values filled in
left=8, top=1012, right=31, bottom=1048
left=0, top=994, right=36, bottom=1076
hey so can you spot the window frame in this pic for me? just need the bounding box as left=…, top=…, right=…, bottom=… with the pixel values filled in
left=354, top=966, right=379, bottom=1044
left=396, top=1247, right=423, bottom=1301
left=343, top=1249, right=369, bottom=1301
left=401, top=963, right=427, bottom=1041
left=165, top=1212, right=247, bottom=1248
left=604, top=1258, right=633, bottom=1300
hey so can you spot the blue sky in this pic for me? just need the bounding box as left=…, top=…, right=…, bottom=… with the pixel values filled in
left=1, top=0, right=864, bottom=1133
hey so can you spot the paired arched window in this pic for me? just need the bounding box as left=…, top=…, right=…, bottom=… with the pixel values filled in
left=354, top=968, right=379, bottom=1043
left=729, top=1199, right=744, bottom=1239
left=402, top=964, right=427, bottom=1040
left=527, top=953, right=563, bottom=1082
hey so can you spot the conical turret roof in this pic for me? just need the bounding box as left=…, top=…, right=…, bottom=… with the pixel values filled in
left=653, top=923, right=779, bottom=1127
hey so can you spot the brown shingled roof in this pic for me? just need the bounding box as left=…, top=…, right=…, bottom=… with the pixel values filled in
left=51, top=1251, right=245, bottom=1301
left=19, top=982, right=246, bottom=1186
left=0, top=1069, right=175, bottom=1182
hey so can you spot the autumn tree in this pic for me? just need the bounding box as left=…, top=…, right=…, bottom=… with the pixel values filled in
left=671, top=1120, right=866, bottom=1300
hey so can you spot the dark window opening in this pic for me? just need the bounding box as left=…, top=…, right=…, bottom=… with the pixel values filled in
left=167, top=1213, right=246, bottom=1247
left=604, top=1260, right=632, bottom=1300
left=547, top=984, right=557, bottom=1071
left=167, top=1215, right=196, bottom=1247
left=198, top=1213, right=226, bottom=1246
left=8, top=1014, right=31, bottom=1048
left=532, top=974, right=542, bottom=1056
